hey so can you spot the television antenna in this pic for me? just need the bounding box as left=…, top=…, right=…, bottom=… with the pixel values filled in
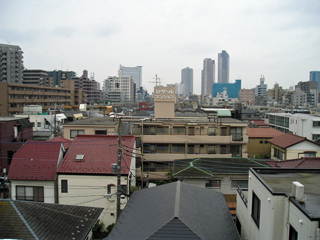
left=150, top=74, right=162, bottom=86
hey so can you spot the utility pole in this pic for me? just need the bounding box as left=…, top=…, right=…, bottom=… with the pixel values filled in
left=116, top=118, right=122, bottom=221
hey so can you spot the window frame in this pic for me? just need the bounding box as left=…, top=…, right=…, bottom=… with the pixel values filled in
left=205, top=179, right=221, bottom=188
left=61, top=180, right=68, bottom=193
left=16, top=186, right=44, bottom=202
left=70, top=129, right=85, bottom=138
left=251, top=191, right=261, bottom=228
left=231, top=180, right=248, bottom=190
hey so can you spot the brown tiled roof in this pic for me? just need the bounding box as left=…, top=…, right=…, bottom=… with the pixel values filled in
left=8, top=141, right=63, bottom=181
left=249, top=120, right=268, bottom=126
left=248, top=127, right=285, bottom=138
left=58, top=135, right=135, bottom=175
left=268, top=133, right=306, bottom=149
left=267, top=158, right=320, bottom=169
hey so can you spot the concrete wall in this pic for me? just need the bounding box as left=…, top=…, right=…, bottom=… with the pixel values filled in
left=63, top=125, right=118, bottom=140
left=248, top=138, right=272, bottom=158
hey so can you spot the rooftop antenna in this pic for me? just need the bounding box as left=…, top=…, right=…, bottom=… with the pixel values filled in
left=150, top=74, right=162, bottom=86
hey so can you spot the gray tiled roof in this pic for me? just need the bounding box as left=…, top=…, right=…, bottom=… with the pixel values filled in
left=107, top=181, right=239, bottom=240
left=0, top=200, right=103, bottom=240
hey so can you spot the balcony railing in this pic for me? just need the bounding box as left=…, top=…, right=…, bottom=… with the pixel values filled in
left=237, top=185, right=248, bottom=208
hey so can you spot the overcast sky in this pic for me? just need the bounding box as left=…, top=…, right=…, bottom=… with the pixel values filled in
left=1, top=0, right=319, bottom=94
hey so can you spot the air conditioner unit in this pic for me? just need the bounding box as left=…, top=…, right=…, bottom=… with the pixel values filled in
left=292, top=181, right=306, bottom=203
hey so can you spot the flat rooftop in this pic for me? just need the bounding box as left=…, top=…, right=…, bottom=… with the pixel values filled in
left=252, top=168, right=320, bottom=219
left=62, top=116, right=118, bottom=126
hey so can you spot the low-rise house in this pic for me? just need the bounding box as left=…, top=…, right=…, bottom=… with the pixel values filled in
left=0, top=199, right=102, bottom=240
left=8, top=141, right=65, bottom=203
left=236, top=168, right=320, bottom=240
left=0, top=117, right=33, bottom=174
left=62, top=117, right=118, bottom=140
left=247, top=127, right=285, bottom=158
left=268, top=133, right=320, bottom=160
left=57, top=135, right=136, bottom=227
left=107, top=181, right=240, bottom=240
left=173, top=157, right=270, bottom=218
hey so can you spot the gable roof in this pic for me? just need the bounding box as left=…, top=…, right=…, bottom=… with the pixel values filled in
left=267, top=157, right=320, bottom=169
left=47, top=136, right=72, bottom=149
left=0, top=200, right=102, bottom=240
left=173, top=157, right=270, bottom=177
left=58, top=135, right=135, bottom=175
left=107, top=181, right=239, bottom=240
left=8, top=141, right=63, bottom=181
left=247, top=127, right=285, bottom=138
left=268, top=133, right=307, bottom=149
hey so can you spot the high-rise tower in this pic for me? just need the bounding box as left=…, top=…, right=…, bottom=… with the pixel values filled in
left=201, top=58, right=215, bottom=95
left=218, top=50, right=229, bottom=83
left=0, top=44, right=24, bottom=84
left=119, top=65, right=142, bottom=90
left=310, top=71, right=320, bottom=91
left=181, top=67, right=193, bottom=97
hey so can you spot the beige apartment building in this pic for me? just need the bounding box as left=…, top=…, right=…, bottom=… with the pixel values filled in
left=0, top=82, right=82, bottom=116
left=131, top=86, right=249, bottom=180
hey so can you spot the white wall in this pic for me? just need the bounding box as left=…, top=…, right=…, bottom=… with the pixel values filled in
left=58, top=174, right=129, bottom=227
left=11, top=180, right=56, bottom=203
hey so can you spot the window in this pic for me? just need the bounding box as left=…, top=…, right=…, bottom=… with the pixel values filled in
left=313, top=121, right=320, bottom=127
left=107, top=184, right=115, bottom=194
left=61, top=180, right=68, bottom=193
left=70, top=130, right=85, bottom=138
left=16, top=186, right=44, bottom=202
left=7, top=151, right=14, bottom=165
left=206, top=180, right=221, bottom=188
left=231, top=127, right=242, bottom=141
left=274, top=148, right=285, bottom=160
left=260, top=141, right=263, bottom=144
left=171, top=144, right=185, bottom=154
left=121, top=185, right=127, bottom=195
left=231, top=180, right=248, bottom=189
left=37, top=122, right=41, bottom=127
left=305, top=152, right=316, bottom=157
left=172, top=127, right=185, bottom=135
left=289, top=225, right=298, bottom=240
left=312, top=134, right=320, bottom=140
left=251, top=191, right=261, bottom=228
left=95, top=130, right=107, bottom=135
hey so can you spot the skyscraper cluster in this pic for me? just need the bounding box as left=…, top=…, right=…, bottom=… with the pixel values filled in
left=201, top=50, right=229, bottom=95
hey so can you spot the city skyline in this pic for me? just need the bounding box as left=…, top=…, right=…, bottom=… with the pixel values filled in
left=1, top=1, right=319, bottom=94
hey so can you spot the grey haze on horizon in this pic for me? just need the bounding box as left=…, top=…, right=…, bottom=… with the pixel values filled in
left=0, top=0, right=319, bottom=94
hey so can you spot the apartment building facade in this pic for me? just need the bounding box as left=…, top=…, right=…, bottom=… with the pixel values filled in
left=0, top=82, right=74, bottom=116
left=0, top=44, right=24, bottom=84
left=266, top=112, right=320, bottom=140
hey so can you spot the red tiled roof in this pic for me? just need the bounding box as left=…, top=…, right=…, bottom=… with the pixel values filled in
left=268, top=133, right=306, bottom=149
left=267, top=158, right=320, bottom=169
left=8, top=141, right=63, bottom=181
left=57, top=135, right=135, bottom=175
left=249, top=120, right=268, bottom=126
left=248, top=127, right=285, bottom=138
left=47, top=136, right=72, bottom=149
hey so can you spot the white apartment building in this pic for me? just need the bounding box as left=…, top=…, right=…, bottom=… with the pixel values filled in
left=236, top=168, right=320, bottom=240
left=104, top=71, right=135, bottom=103
left=265, top=112, right=320, bottom=140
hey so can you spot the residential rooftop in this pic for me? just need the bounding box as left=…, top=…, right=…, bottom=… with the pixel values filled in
left=247, top=127, right=285, bottom=138
left=62, top=116, right=118, bottom=126
left=268, top=132, right=307, bottom=148
left=251, top=168, right=320, bottom=220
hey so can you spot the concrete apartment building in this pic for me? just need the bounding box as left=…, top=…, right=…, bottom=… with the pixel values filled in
left=22, top=69, right=54, bottom=87
left=47, top=70, right=76, bottom=87
left=236, top=168, right=320, bottom=240
left=103, top=71, right=136, bottom=104
left=0, top=82, right=75, bottom=116
left=131, top=86, right=249, bottom=180
left=71, top=70, right=103, bottom=105
left=0, top=44, right=24, bottom=84
left=119, top=65, right=142, bottom=90
left=265, top=112, right=320, bottom=140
